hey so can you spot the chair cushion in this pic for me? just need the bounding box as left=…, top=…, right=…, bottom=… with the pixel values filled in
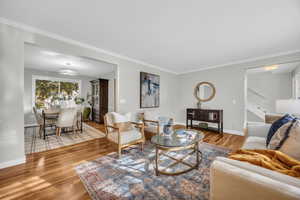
left=243, top=137, right=267, bottom=149
left=107, top=129, right=142, bottom=145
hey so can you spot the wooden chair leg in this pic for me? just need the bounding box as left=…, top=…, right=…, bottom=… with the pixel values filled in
left=58, top=128, right=61, bottom=136
left=141, top=142, right=144, bottom=152
left=118, top=146, right=122, bottom=158
left=39, top=125, right=42, bottom=138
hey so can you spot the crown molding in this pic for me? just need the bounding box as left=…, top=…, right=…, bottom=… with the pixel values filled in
left=0, top=17, right=178, bottom=75
left=179, top=49, right=300, bottom=75
left=1, top=17, right=299, bottom=76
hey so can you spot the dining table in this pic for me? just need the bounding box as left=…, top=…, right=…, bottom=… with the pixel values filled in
left=42, top=108, right=83, bottom=140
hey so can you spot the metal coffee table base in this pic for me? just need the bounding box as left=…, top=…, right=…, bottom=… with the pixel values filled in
left=154, top=142, right=202, bottom=176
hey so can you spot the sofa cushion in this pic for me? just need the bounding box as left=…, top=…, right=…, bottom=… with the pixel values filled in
left=243, top=136, right=266, bottom=149
left=266, top=114, right=295, bottom=146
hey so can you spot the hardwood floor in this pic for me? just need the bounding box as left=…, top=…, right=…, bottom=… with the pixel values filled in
left=0, top=123, right=244, bottom=200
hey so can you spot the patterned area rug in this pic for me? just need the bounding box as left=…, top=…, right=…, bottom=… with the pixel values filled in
left=75, top=142, right=231, bottom=200
left=25, top=123, right=105, bottom=154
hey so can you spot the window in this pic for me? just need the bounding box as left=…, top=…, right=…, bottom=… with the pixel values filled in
left=33, top=76, right=81, bottom=109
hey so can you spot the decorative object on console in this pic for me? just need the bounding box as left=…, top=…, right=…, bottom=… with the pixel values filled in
left=140, top=72, right=160, bottom=108
left=194, top=81, right=216, bottom=108
left=186, top=108, right=223, bottom=133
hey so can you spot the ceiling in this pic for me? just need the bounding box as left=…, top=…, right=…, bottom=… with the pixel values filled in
left=1, top=0, right=300, bottom=74
left=24, top=44, right=115, bottom=77
left=247, top=62, right=300, bottom=74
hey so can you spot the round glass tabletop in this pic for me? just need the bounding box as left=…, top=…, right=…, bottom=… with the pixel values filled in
left=151, top=129, right=204, bottom=147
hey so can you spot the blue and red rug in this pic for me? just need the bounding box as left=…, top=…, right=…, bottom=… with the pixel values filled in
left=75, top=142, right=230, bottom=200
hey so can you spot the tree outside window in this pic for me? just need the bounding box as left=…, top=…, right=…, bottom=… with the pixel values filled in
left=34, top=78, right=80, bottom=109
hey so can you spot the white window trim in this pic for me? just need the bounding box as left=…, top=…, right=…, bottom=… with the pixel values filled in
left=32, top=75, right=82, bottom=108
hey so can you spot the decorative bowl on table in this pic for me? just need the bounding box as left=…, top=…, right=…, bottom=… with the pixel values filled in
left=175, top=129, right=187, bottom=138
left=175, top=129, right=197, bottom=139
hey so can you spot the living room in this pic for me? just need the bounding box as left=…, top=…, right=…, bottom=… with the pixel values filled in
left=0, top=1, right=300, bottom=200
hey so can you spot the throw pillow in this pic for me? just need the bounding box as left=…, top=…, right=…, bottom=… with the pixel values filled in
left=267, top=120, right=295, bottom=149
left=266, top=114, right=295, bottom=146
left=279, top=119, right=300, bottom=161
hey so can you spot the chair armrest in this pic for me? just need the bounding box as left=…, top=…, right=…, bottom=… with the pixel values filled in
left=246, top=122, right=271, bottom=138
left=130, top=121, right=144, bottom=128
left=143, top=119, right=159, bottom=124
left=105, top=125, right=119, bottom=130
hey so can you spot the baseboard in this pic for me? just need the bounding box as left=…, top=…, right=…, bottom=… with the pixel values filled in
left=223, top=129, right=244, bottom=136
left=24, top=123, right=38, bottom=128
left=174, top=121, right=244, bottom=136
left=0, top=156, right=26, bottom=169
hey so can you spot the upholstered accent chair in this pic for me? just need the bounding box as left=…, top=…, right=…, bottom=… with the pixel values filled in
left=140, top=111, right=173, bottom=139
left=104, top=112, right=145, bottom=157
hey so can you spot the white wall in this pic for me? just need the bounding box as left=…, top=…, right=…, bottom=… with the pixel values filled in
left=23, top=68, right=97, bottom=125
left=1, top=22, right=300, bottom=168
left=0, top=23, right=179, bottom=168
left=177, top=60, right=300, bottom=133
left=31, top=33, right=179, bottom=120
left=0, top=24, right=29, bottom=168
left=247, top=71, right=293, bottom=113
left=178, top=66, right=245, bottom=133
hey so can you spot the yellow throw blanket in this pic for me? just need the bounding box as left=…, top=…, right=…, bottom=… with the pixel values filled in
left=229, top=149, right=300, bottom=178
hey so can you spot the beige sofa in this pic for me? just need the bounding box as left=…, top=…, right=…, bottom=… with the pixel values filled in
left=210, top=122, right=300, bottom=200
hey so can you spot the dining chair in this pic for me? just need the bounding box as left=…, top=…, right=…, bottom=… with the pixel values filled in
left=55, top=108, right=78, bottom=136
left=33, top=107, right=44, bottom=138
left=104, top=112, right=145, bottom=158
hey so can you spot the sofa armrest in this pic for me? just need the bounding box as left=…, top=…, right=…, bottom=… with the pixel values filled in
left=246, top=122, right=271, bottom=138
left=210, top=158, right=300, bottom=200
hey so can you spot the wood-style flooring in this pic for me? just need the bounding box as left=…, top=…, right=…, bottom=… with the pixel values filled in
left=0, top=123, right=244, bottom=200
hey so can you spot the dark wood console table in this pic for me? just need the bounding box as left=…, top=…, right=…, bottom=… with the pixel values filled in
left=186, top=108, right=223, bottom=134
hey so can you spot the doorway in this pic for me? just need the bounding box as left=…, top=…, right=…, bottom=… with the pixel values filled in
left=24, top=43, right=118, bottom=154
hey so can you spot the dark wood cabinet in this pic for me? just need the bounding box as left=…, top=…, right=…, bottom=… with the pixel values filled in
left=91, top=79, right=109, bottom=124
left=186, top=108, right=223, bottom=133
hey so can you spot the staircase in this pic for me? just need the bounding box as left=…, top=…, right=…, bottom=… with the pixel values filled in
left=247, top=88, right=270, bottom=121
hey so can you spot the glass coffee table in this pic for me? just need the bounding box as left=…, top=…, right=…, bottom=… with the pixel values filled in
left=151, top=129, right=204, bottom=176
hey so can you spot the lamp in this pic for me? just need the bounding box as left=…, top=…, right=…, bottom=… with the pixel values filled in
left=276, top=99, right=300, bottom=116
